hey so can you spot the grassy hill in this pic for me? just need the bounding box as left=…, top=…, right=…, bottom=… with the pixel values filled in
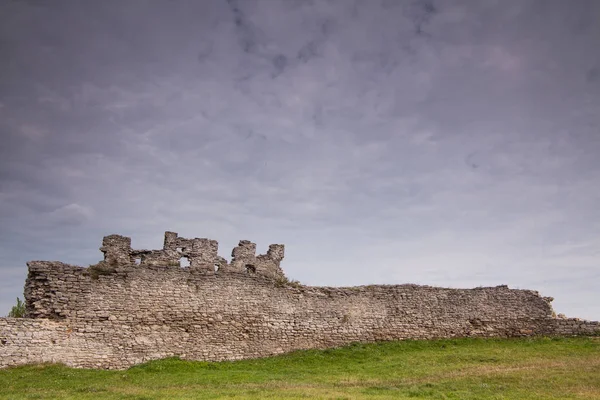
left=1, top=337, right=599, bottom=399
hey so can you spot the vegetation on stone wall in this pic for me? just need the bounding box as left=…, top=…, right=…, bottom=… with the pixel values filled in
left=7, top=297, right=25, bottom=318
left=274, top=275, right=303, bottom=288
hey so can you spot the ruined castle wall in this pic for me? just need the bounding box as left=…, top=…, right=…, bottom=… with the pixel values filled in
left=2, top=231, right=599, bottom=370
left=0, top=318, right=119, bottom=369
left=1, top=260, right=597, bottom=370
left=553, top=318, right=600, bottom=336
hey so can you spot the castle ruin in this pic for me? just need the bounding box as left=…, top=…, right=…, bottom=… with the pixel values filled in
left=1, top=231, right=599, bottom=370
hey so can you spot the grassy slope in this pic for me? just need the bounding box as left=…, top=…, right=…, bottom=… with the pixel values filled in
left=1, top=337, right=599, bottom=399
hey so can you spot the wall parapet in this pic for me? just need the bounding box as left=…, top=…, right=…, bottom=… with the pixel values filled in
left=2, top=231, right=599, bottom=370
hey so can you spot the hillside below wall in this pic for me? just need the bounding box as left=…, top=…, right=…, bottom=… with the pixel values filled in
left=1, top=261, right=598, bottom=369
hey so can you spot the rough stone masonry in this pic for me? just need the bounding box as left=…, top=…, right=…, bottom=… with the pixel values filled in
left=1, top=231, right=599, bottom=370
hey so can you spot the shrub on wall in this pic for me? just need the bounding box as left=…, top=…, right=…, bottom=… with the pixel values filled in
left=8, top=297, right=25, bottom=318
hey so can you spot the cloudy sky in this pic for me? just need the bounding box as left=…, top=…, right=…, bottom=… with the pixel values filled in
left=1, top=0, right=599, bottom=319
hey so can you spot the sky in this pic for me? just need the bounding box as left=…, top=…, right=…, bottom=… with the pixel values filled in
left=0, top=0, right=599, bottom=319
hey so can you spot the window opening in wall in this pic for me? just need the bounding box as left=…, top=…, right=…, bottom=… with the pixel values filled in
left=245, top=264, right=256, bottom=273
left=214, top=264, right=220, bottom=272
left=177, top=247, right=184, bottom=253
left=180, top=257, right=190, bottom=267
left=134, top=258, right=141, bottom=265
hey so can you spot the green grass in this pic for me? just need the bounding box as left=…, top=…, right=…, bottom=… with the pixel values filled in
left=1, top=337, right=599, bottom=399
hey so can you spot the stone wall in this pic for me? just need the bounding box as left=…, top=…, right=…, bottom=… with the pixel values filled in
left=1, top=232, right=599, bottom=370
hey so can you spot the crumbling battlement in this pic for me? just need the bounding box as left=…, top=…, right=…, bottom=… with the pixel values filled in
left=1, top=232, right=599, bottom=370
left=99, top=231, right=285, bottom=279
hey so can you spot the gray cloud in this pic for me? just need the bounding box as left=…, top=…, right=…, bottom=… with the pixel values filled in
left=0, top=0, right=599, bottom=320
